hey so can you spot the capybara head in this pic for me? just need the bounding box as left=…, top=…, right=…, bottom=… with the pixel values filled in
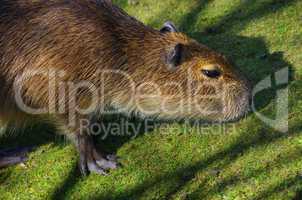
left=110, top=21, right=251, bottom=122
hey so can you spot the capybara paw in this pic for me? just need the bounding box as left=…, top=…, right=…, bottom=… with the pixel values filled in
left=87, top=160, right=109, bottom=176
left=79, top=151, right=120, bottom=176
left=96, top=154, right=120, bottom=170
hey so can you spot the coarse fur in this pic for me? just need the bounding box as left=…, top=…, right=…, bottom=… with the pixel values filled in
left=0, top=0, right=251, bottom=174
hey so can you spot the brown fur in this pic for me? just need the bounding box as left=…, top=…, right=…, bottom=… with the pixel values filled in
left=0, top=0, right=250, bottom=134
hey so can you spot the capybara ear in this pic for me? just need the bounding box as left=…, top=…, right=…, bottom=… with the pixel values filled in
left=160, top=21, right=178, bottom=33
left=166, top=43, right=184, bottom=69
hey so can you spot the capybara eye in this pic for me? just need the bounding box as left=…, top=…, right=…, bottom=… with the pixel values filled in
left=201, top=69, right=221, bottom=79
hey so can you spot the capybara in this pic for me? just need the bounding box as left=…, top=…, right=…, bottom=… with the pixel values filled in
left=0, top=0, right=251, bottom=175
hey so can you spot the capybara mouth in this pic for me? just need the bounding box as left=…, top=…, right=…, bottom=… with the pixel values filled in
left=220, top=82, right=251, bottom=122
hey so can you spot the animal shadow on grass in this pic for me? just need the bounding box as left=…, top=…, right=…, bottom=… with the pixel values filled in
left=93, top=114, right=157, bottom=154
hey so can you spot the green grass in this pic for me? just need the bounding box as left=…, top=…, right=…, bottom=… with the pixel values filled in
left=1, top=0, right=302, bottom=199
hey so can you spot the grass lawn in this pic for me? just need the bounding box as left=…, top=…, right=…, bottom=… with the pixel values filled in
left=1, top=0, right=302, bottom=199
